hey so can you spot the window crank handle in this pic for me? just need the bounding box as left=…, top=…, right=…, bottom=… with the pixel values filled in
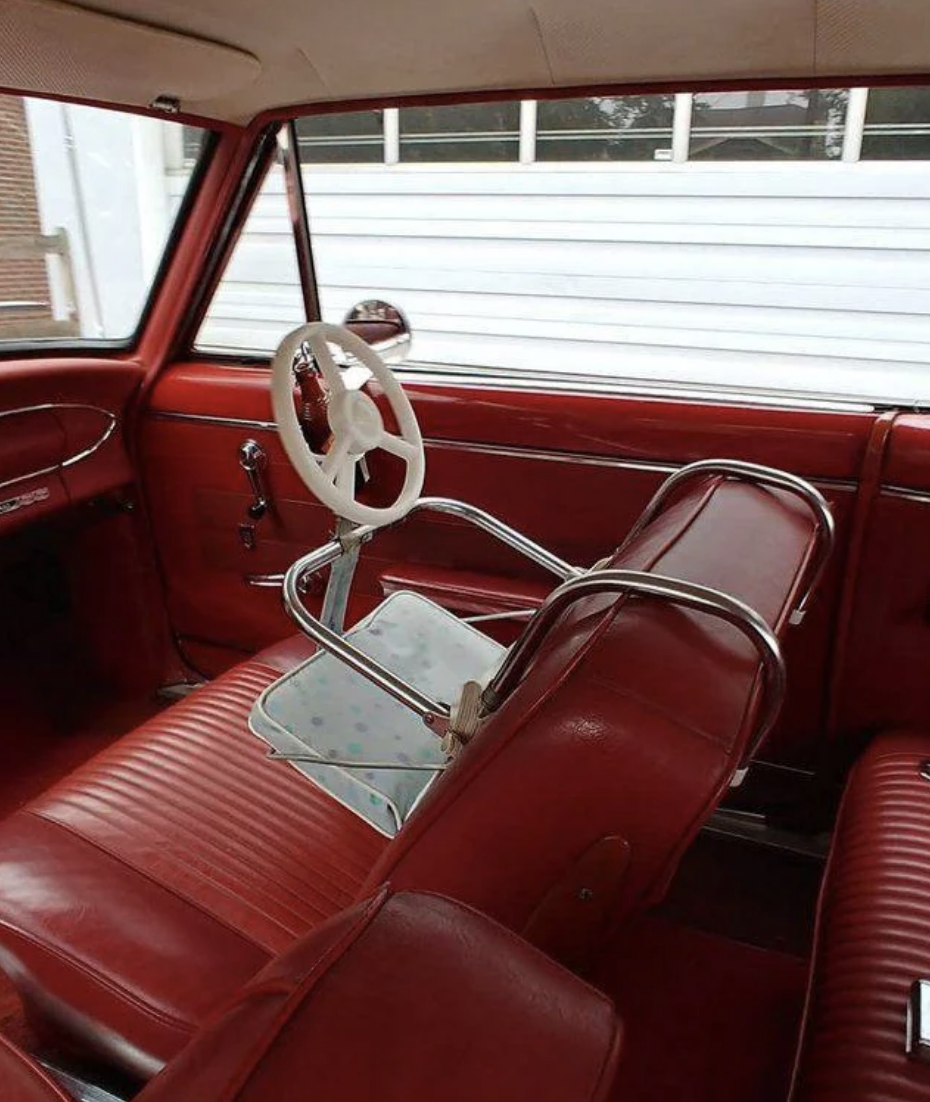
left=238, top=440, right=271, bottom=520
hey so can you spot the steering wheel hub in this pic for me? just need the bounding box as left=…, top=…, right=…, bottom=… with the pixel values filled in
left=331, top=390, right=385, bottom=454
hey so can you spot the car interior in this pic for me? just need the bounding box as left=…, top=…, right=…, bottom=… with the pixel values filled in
left=1, top=2, right=930, bottom=1101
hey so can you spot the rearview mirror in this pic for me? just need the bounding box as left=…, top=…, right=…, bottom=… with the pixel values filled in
left=342, top=300, right=412, bottom=364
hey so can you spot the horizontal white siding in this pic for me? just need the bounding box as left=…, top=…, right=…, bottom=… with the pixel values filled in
left=195, top=162, right=930, bottom=403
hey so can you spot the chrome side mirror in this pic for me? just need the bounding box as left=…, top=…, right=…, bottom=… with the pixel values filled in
left=342, top=300, right=411, bottom=364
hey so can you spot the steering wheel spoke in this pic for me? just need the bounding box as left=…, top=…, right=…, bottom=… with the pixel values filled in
left=307, top=330, right=346, bottom=396
left=320, top=433, right=352, bottom=479
left=380, top=432, right=418, bottom=463
left=335, top=454, right=357, bottom=501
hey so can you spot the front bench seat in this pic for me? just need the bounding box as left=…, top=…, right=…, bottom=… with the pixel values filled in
left=0, top=636, right=389, bottom=1077
left=0, top=889, right=621, bottom=1102
left=0, top=473, right=825, bottom=1078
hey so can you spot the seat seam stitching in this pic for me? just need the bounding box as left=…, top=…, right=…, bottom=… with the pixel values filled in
left=24, top=809, right=278, bottom=955
left=0, top=915, right=201, bottom=1034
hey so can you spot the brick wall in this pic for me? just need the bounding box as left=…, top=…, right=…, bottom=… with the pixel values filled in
left=0, top=94, right=53, bottom=333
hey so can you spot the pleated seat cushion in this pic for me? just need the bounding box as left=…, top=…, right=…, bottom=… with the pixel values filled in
left=0, top=636, right=387, bottom=1079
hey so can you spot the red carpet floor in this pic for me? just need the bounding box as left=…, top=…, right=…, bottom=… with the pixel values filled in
left=598, top=915, right=807, bottom=1102
left=0, top=689, right=165, bottom=821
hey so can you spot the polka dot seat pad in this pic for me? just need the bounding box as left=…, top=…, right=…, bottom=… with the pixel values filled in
left=250, top=592, right=505, bottom=836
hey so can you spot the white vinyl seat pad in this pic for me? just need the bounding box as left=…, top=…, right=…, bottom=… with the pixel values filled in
left=250, top=591, right=505, bottom=836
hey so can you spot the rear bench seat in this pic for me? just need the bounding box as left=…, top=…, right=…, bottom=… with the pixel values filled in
left=793, top=731, right=930, bottom=1102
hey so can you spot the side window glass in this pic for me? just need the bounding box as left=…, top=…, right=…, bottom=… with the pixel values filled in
left=690, top=90, right=847, bottom=160
left=195, top=89, right=930, bottom=405
left=536, top=96, right=674, bottom=161
left=296, top=111, right=384, bottom=164
left=0, top=94, right=209, bottom=344
left=398, top=104, right=520, bottom=162
left=861, top=87, right=930, bottom=159
left=195, top=160, right=304, bottom=354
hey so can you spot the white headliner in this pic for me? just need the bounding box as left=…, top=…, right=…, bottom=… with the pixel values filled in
left=4, top=0, right=930, bottom=123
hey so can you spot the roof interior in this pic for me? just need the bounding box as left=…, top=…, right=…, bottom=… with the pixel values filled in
left=4, top=0, right=930, bottom=123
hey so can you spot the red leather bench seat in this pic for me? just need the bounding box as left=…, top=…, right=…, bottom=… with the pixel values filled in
left=0, top=473, right=822, bottom=1079
left=793, top=731, right=930, bottom=1102
left=0, top=635, right=389, bottom=1078
left=0, top=889, right=621, bottom=1102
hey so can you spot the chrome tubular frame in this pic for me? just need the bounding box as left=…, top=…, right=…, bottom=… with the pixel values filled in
left=283, top=536, right=452, bottom=734
left=282, top=496, right=580, bottom=734
left=282, top=489, right=791, bottom=758
left=618, top=459, right=835, bottom=624
left=410, top=496, right=583, bottom=581
left=267, top=749, right=445, bottom=772
left=481, top=569, right=787, bottom=763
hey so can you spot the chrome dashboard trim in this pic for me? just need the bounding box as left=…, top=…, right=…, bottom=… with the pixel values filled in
left=0, top=403, right=117, bottom=494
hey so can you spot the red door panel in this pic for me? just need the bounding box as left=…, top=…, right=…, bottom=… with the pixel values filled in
left=142, top=361, right=872, bottom=767
left=0, top=358, right=141, bottom=533
left=832, top=415, right=930, bottom=739
left=0, top=356, right=172, bottom=696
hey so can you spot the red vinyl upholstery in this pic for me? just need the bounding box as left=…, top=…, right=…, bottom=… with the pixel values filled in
left=0, top=1034, right=70, bottom=1102
left=792, top=731, right=930, bottom=1102
left=368, top=476, right=820, bottom=940
left=0, top=473, right=822, bottom=1078
left=0, top=635, right=388, bottom=1078
left=0, top=890, right=621, bottom=1102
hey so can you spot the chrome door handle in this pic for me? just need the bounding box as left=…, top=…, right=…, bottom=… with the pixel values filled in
left=238, top=440, right=271, bottom=519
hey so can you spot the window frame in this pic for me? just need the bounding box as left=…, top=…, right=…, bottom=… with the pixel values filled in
left=0, top=97, right=219, bottom=360
left=173, top=124, right=283, bottom=361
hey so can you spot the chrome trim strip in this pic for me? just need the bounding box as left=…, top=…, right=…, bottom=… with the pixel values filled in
left=0, top=462, right=60, bottom=495
left=397, top=363, right=878, bottom=415
left=150, top=410, right=278, bottom=432
left=426, top=437, right=678, bottom=475
left=425, top=438, right=857, bottom=491
left=149, top=411, right=857, bottom=491
left=881, top=485, right=930, bottom=504
left=0, top=403, right=117, bottom=494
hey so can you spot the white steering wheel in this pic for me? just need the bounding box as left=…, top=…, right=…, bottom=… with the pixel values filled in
left=271, top=322, right=425, bottom=527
